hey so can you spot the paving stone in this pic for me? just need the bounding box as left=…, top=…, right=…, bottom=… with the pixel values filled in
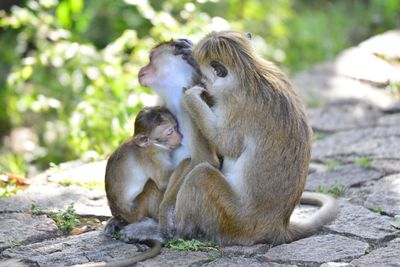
left=0, top=184, right=110, bottom=217
left=2, top=231, right=141, bottom=266
left=307, top=101, right=383, bottom=132
left=263, top=234, right=369, bottom=266
left=351, top=238, right=400, bottom=267
left=371, top=159, right=400, bottom=175
left=312, top=126, right=400, bottom=163
left=45, top=160, right=106, bottom=186
left=359, top=30, right=400, bottom=61
left=319, top=263, right=354, bottom=267
left=202, top=257, right=296, bottom=267
left=364, top=173, right=400, bottom=216
left=0, top=213, right=61, bottom=252
left=137, top=249, right=214, bottom=267
left=326, top=200, right=396, bottom=244
left=377, top=113, right=400, bottom=127
left=334, top=47, right=400, bottom=84
left=305, top=164, right=382, bottom=192
left=220, top=244, right=269, bottom=258
left=293, top=64, right=400, bottom=112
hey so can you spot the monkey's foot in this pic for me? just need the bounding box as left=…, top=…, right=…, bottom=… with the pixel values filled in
left=104, top=216, right=126, bottom=236
left=120, top=218, right=164, bottom=243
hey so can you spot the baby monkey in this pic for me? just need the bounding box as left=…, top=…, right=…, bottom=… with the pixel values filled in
left=101, top=106, right=181, bottom=267
left=105, top=106, right=181, bottom=229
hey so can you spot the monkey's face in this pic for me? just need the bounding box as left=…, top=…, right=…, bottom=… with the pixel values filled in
left=200, top=61, right=235, bottom=96
left=139, top=44, right=194, bottom=91
left=150, top=121, right=182, bottom=150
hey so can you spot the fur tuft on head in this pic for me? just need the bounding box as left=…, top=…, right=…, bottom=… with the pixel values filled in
left=193, top=31, right=291, bottom=101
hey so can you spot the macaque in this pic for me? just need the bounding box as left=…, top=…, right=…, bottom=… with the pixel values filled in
left=137, top=39, right=220, bottom=236
left=101, top=106, right=181, bottom=266
left=167, top=30, right=338, bottom=245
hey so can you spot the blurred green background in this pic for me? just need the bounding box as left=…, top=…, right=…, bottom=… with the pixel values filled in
left=0, top=0, right=399, bottom=185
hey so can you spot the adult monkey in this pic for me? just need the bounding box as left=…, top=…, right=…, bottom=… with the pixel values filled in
left=170, top=31, right=338, bottom=245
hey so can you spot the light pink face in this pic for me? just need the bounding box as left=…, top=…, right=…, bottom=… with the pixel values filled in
left=138, top=45, right=174, bottom=88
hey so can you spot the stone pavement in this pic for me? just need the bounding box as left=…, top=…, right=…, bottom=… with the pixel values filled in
left=1, top=30, right=400, bottom=266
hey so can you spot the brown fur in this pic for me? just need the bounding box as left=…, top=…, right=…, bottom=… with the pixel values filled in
left=172, top=30, right=337, bottom=245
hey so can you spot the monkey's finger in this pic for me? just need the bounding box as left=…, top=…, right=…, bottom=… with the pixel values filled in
left=174, top=38, right=193, bottom=47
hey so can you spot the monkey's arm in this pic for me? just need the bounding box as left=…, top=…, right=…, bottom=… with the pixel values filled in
left=183, top=86, right=218, bottom=144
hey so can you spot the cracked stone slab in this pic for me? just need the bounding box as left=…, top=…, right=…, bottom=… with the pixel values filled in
left=326, top=200, right=396, bottom=244
left=136, top=249, right=215, bottom=267
left=263, top=234, right=368, bottom=265
left=0, top=213, right=61, bottom=252
left=364, top=173, right=400, bottom=216
left=293, top=63, right=400, bottom=112
left=351, top=238, right=400, bottom=267
left=371, top=159, right=400, bottom=174
left=305, top=164, right=382, bottom=192
left=220, top=244, right=269, bottom=258
left=312, top=125, right=400, bottom=163
left=202, top=257, right=297, bottom=267
left=307, top=101, right=383, bottom=132
left=0, top=184, right=110, bottom=217
left=2, top=231, right=141, bottom=266
left=359, top=30, right=400, bottom=62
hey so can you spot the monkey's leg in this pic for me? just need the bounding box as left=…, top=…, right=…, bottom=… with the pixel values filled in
left=174, top=162, right=248, bottom=245
left=159, top=158, right=191, bottom=238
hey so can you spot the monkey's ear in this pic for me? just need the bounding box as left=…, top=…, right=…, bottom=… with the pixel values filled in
left=134, top=134, right=149, bottom=148
left=245, top=32, right=252, bottom=40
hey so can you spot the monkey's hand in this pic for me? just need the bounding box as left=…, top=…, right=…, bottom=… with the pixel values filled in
left=172, top=38, right=193, bottom=57
left=185, top=85, right=206, bottom=98
left=183, top=85, right=218, bottom=143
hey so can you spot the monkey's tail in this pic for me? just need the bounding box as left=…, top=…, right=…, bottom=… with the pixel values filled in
left=284, top=191, right=338, bottom=244
left=76, top=239, right=162, bottom=267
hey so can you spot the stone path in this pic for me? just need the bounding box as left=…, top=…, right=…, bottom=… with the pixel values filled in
left=1, top=30, right=400, bottom=267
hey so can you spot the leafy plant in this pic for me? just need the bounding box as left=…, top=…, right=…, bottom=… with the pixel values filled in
left=55, top=177, right=104, bottom=190
left=31, top=203, right=42, bottom=215
left=112, top=231, right=122, bottom=240
left=326, top=160, right=341, bottom=170
left=371, top=207, right=386, bottom=215
left=50, top=203, right=80, bottom=234
left=165, top=239, right=219, bottom=252
left=312, top=132, right=327, bottom=141
left=355, top=156, right=373, bottom=170
left=316, top=181, right=347, bottom=198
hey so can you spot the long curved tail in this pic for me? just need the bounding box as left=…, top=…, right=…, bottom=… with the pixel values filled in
left=105, top=239, right=162, bottom=267
left=77, top=239, right=162, bottom=267
left=284, top=191, right=338, bottom=244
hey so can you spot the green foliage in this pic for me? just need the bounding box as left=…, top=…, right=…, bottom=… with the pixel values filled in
left=31, top=203, right=42, bottom=215
left=0, top=152, right=27, bottom=177
left=316, top=181, right=347, bottom=198
left=55, top=177, right=104, bottom=190
left=355, top=156, right=373, bottom=170
left=326, top=159, right=341, bottom=170
left=371, top=207, right=386, bottom=215
left=165, top=239, right=219, bottom=252
left=0, top=0, right=399, bottom=174
left=112, top=231, right=122, bottom=240
left=50, top=203, right=80, bottom=234
left=312, top=132, right=326, bottom=142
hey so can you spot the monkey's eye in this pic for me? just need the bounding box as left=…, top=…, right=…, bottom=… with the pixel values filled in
left=210, top=61, right=227, bottom=78
left=166, top=128, right=174, bottom=136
